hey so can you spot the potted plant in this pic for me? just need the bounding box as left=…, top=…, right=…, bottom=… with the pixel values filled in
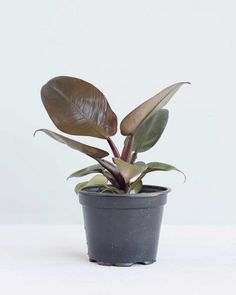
left=35, top=76, right=189, bottom=266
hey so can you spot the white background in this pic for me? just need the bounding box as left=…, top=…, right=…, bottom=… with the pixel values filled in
left=0, top=0, right=235, bottom=224
left=0, top=225, right=235, bottom=294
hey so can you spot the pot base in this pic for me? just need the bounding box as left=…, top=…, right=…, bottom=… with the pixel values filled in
left=89, top=258, right=155, bottom=267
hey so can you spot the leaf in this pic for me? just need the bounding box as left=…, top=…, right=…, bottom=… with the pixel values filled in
left=74, top=175, right=108, bottom=193
left=133, top=109, right=169, bottom=153
left=130, top=180, right=143, bottom=194
left=120, top=135, right=134, bottom=162
left=34, top=129, right=109, bottom=158
left=101, top=185, right=124, bottom=194
left=74, top=181, right=88, bottom=193
left=120, top=82, right=189, bottom=136
left=41, top=76, right=117, bottom=139
left=102, top=170, right=119, bottom=187
left=146, top=162, right=186, bottom=182
left=67, top=164, right=104, bottom=180
left=96, top=158, right=126, bottom=188
left=113, top=158, right=147, bottom=183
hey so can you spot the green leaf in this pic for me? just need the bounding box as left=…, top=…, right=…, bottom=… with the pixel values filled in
left=74, top=175, right=108, bottom=193
left=34, top=129, right=109, bottom=158
left=67, top=164, right=104, bottom=180
left=101, top=185, right=124, bottom=194
left=74, top=181, right=88, bottom=193
left=130, top=180, right=143, bottom=194
left=133, top=109, right=169, bottom=153
left=120, top=82, right=189, bottom=136
left=147, top=162, right=186, bottom=182
left=113, top=158, right=147, bottom=183
left=41, top=76, right=117, bottom=139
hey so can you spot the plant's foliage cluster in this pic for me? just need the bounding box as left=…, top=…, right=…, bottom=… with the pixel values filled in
left=35, top=76, right=189, bottom=194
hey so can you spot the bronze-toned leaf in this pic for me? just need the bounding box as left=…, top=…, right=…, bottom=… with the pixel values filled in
left=96, top=158, right=126, bottom=188
left=113, top=158, right=147, bottom=183
left=67, top=164, right=104, bottom=180
left=133, top=109, right=169, bottom=153
left=102, top=170, right=120, bottom=187
left=147, top=162, right=186, bottom=182
left=120, top=82, right=189, bottom=136
left=75, top=175, right=108, bottom=193
left=34, top=129, right=109, bottom=158
left=41, top=76, right=117, bottom=139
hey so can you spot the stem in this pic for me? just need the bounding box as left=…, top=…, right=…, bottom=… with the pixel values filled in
left=127, top=171, right=146, bottom=193
left=124, top=183, right=130, bottom=193
left=107, top=137, right=120, bottom=158
left=96, top=158, right=126, bottom=190
left=130, top=151, right=137, bottom=164
left=121, top=135, right=134, bottom=163
left=103, top=171, right=119, bottom=187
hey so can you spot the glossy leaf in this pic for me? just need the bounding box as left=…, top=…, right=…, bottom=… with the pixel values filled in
left=74, top=175, right=108, bottom=193
left=34, top=129, right=109, bottom=158
left=41, top=76, right=117, bottom=139
left=147, top=162, right=186, bottom=182
left=120, top=82, right=189, bottom=136
left=113, top=158, right=147, bottom=183
left=133, top=109, right=169, bottom=153
left=67, top=164, right=104, bottom=180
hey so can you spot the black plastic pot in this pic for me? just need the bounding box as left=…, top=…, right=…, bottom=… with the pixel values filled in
left=79, top=185, right=170, bottom=266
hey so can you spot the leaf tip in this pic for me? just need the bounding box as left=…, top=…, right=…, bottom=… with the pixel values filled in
left=33, top=129, right=44, bottom=137
left=33, top=130, right=39, bottom=137
left=179, top=170, right=187, bottom=183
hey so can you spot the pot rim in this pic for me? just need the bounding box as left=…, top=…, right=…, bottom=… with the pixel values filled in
left=78, top=184, right=171, bottom=199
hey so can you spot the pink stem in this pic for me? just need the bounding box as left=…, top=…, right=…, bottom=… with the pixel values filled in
left=121, top=135, right=134, bottom=163
left=107, top=138, right=120, bottom=158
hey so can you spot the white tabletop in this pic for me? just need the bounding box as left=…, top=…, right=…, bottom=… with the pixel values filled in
left=0, top=225, right=235, bottom=294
